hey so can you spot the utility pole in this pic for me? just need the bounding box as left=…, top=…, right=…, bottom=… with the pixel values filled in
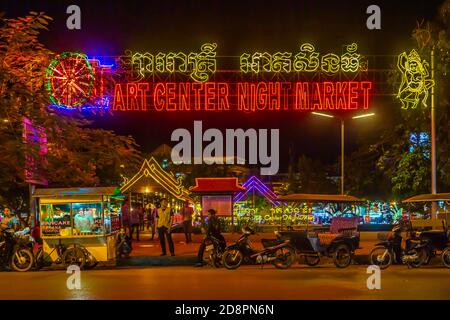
left=431, top=47, right=437, bottom=219
left=341, top=119, right=345, bottom=195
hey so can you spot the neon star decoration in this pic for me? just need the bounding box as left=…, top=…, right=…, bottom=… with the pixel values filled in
left=397, top=49, right=435, bottom=109
left=45, top=52, right=94, bottom=109
left=233, top=176, right=280, bottom=206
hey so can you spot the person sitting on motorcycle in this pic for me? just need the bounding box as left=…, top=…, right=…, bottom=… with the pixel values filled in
left=0, top=208, right=19, bottom=231
left=195, top=209, right=226, bottom=267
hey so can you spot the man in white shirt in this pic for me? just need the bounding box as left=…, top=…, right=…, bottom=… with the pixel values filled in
left=155, top=198, right=175, bottom=256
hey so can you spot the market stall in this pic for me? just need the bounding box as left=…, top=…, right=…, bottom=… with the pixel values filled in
left=190, top=177, right=245, bottom=230
left=33, top=187, right=121, bottom=264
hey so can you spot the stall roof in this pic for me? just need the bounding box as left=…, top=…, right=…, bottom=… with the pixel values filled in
left=190, top=177, right=245, bottom=193
left=277, top=193, right=364, bottom=202
left=403, top=193, right=450, bottom=203
left=120, top=157, right=191, bottom=201
left=33, top=187, right=118, bottom=198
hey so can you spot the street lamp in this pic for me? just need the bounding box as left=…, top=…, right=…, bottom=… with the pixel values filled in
left=311, top=112, right=375, bottom=195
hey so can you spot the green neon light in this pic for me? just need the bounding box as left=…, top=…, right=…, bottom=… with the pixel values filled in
left=45, top=52, right=94, bottom=108
left=397, top=49, right=435, bottom=109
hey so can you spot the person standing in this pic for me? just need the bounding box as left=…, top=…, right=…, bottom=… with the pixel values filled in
left=120, top=199, right=130, bottom=236
left=155, top=198, right=175, bottom=256
left=139, top=204, right=145, bottom=231
left=129, top=204, right=141, bottom=241
left=180, top=200, right=193, bottom=243
left=145, top=203, right=156, bottom=240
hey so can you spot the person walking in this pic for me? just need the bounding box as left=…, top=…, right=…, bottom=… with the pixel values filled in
left=129, top=204, right=141, bottom=241
left=180, top=200, right=193, bottom=243
left=155, top=198, right=175, bottom=256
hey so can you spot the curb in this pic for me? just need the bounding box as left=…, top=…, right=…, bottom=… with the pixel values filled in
left=117, top=254, right=371, bottom=267
left=116, top=256, right=197, bottom=267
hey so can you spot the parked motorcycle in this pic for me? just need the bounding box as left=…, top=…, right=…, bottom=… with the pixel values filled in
left=0, top=227, right=34, bottom=272
left=417, top=220, right=450, bottom=267
left=370, top=222, right=428, bottom=269
left=203, top=234, right=226, bottom=268
left=116, top=228, right=132, bottom=258
left=222, top=227, right=296, bottom=270
left=442, top=246, right=450, bottom=268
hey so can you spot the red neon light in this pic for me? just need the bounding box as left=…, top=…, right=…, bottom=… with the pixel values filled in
left=112, top=81, right=373, bottom=112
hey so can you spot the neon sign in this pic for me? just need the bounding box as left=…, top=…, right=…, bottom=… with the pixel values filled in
left=130, top=43, right=217, bottom=82
left=397, top=49, right=434, bottom=109
left=240, top=43, right=365, bottom=74
left=46, top=43, right=372, bottom=111
left=112, top=81, right=372, bottom=112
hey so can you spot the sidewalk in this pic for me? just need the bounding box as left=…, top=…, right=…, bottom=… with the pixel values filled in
left=117, top=230, right=379, bottom=267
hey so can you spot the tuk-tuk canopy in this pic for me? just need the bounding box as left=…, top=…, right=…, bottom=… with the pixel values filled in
left=403, top=193, right=450, bottom=203
left=277, top=193, right=364, bottom=203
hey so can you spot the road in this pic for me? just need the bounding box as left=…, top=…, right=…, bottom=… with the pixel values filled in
left=0, top=264, right=449, bottom=300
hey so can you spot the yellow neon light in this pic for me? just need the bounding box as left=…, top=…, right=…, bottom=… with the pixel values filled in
left=240, top=43, right=364, bottom=74
left=129, top=43, right=217, bottom=83
left=128, top=43, right=217, bottom=82
left=120, top=157, right=190, bottom=200
left=397, top=49, right=435, bottom=109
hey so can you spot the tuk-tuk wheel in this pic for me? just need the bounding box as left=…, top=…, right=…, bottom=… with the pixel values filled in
left=333, top=244, right=352, bottom=268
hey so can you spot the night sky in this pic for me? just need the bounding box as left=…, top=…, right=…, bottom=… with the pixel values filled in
left=1, top=0, right=444, bottom=171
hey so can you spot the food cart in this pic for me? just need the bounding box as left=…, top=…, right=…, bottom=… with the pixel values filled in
left=33, top=187, right=122, bottom=265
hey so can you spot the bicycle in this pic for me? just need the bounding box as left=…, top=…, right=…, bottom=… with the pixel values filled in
left=35, top=239, right=97, bottom=270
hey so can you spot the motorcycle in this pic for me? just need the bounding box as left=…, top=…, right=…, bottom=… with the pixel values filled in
left=116, top=228, right=132, bottom=258
left=222, top=227, right=296, bottom=270
left=203, top=234, right=226, bottom=268
left=0, top=227, right=34, bottom=272
left=417, top=220, right=450, bottom=267
left=370, top=221, right=428, bottom=269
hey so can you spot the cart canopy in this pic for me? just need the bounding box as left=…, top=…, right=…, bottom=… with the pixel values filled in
left=33, top=187, right=119, bottom=204
left=403, top=193, right=450, bottom=203
left=277, top=193, right=364, bottom=202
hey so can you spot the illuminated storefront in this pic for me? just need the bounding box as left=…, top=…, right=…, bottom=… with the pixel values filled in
left=33, top=187, right=121, bottom=263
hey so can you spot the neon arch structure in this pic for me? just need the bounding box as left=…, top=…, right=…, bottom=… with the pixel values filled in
left=233, top=175, right=280, bottom=206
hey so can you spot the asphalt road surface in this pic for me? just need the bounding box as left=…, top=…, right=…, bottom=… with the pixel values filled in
left=0, top=264, right=449, bottom=300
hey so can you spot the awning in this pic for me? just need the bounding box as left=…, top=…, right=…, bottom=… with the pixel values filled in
left=277, top=193, right=364, bottom=202
left=33, top=187, right=118, bottom=198
left=190, top=177, right=245, bottom=193
left=403, top=193, right=450, bottom=203
left=33, top=187, right=120, bottom=204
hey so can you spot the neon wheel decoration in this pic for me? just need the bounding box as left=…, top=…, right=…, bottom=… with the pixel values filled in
left=46, top=52, right=94, bottom=109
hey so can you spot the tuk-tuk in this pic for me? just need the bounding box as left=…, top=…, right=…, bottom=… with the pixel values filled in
left=403, top=193, right=450, bottom=267
left=275, top=194, right=364, bottom=268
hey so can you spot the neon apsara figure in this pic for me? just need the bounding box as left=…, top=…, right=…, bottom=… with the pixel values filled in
left=397, top=49, right=435, bottom=109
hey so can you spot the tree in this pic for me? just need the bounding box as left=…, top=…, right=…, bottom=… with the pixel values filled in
left=345, top=2, right=450, bottom=200
left=0, top=12, right=142, bottom=223
left=297, top=155, right=336, bottom=194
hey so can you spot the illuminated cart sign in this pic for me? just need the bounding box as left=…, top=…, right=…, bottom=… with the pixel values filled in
left=45, top=43, right=373, bottom=112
